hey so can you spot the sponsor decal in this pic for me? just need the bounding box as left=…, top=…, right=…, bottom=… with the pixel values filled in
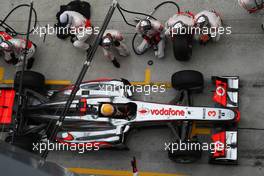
left=138, top=108, right=150, bottom=115
left=150, top=108, right=185, bottom=116
left=216, top=86, right=226, bottom=96
left=208, top=110, right=217, bottom=117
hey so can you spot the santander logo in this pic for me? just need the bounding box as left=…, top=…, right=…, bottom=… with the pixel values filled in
left=150, top=108, right=185, bottom=116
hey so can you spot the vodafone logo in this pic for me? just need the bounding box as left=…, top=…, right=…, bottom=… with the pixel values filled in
left=138, top=108, right=150, bottom=115
left=216, top=86, right=226, bottom=96
left=150, top=108, right=185, bottom=116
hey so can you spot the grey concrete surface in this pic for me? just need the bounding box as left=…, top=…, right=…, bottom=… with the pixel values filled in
left=1, top=0, right=264, bottom=175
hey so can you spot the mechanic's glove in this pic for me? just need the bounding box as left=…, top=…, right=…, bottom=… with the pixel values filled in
left=15, top=55, right=25, bottom=67
left=5, top=53, right=18, bottom=65
left=200, top=35, right=210, bottom=46
left=71, top=36, right=78, bottom=43
left=113, top=40, right=120, bottom=47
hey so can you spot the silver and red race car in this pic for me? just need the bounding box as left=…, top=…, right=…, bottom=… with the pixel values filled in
left=0, top=70, right=240, bottom=164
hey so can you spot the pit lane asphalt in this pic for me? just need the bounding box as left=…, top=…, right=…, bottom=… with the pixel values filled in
left=1, top=0, right=264, bottom=175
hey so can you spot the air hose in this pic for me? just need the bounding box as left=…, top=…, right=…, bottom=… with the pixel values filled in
left=0, top=4, right=37, bottom=36
left=117, top=1, right=180, bottom=55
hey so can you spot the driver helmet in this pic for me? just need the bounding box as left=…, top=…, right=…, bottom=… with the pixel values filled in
left=0, top=41, right=12, bottom=52
left=101, top=33, right=113, bottom=49
left=101, top=103, right=115, bottom=116
left=139, top=19, right=152, bottom=33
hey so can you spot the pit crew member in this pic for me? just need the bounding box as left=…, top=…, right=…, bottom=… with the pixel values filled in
left=238, top=0, right=264, bottom=29
left=100, top=30, right=130, bottom=68
left=0, top=31, right=36, bottom=69
left=194, top=10, right=223, bottom=45
left=165, top=11, right=195, bottom=38
left=238, top=0, right=264, bottom=13
left=136, top=19, right=165, bottom=59
left=59, top=10, right=92, bottom=50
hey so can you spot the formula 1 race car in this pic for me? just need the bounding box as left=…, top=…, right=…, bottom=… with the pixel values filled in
left=0, top=70, right=240, bottom=165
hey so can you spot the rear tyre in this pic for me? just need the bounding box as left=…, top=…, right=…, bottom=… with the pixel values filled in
left=171, top=70, right=204, bottom=92
left=14, top=71, right=46, bottom=93
left=168, top=140, right=202, bottom=163
left=172, top=34, right=193, bottom=61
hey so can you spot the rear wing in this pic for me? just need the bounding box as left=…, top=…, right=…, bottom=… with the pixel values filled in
left=212, top=76, right=239, bottom=108
left=0, top=88, right=15, bottom=125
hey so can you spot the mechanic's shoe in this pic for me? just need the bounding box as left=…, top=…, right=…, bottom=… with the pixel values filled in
left=155, top=51, right=165, bottom=59
left=112, top=59, right=120, bottom=68
left=261, top=24, right=264, bottom=31
left=27, top=57, right=35, bottom=70
left=86, top=44, right=92, bottom=53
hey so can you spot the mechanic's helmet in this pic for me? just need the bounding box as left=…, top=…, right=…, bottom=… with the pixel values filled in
left=196, top=15, right=209, bottom=28
left=172, top=21, right=186, bottom=34
left=101, top=103, right=115, bottom=117
left=101, top=34, right=113, bottom=49
left=173, top=21, right=184, bottom=30
left=59, top=13, right=69, bottom=26
left=0, top=41, right=12, bottom=52
left=139, top=19, right=152, bottom=33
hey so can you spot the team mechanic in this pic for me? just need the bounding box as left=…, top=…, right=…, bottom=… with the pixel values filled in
left=165, top=11, right=195, bottom=37
left=238, top=0, right=264, bottom=13
left=0, top=31, right=36, bottom=69
left=58, top=10, right=93, bottom=50
left=136, top=19, right=165, bottom=59
left=100, top=29, right=130, bottom=68
left=194, top=10, right=223, bottom=45
left=238, top=0, right=264, bottom=28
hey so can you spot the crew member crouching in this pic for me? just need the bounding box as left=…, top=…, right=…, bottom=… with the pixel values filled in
left=0, top=31, right=36, bottom=69
left=136, top=19, right=165, bottom=59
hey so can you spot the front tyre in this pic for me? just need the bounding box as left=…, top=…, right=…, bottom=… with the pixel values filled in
left=14, top=71, right=46, bottom=93
left=171, top=70, right=204, bottom=93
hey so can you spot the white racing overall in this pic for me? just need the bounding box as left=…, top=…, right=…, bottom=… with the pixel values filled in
left=165, top=12, right=195, bottom=37
left=0, top=31, right=36, bottom=67
left=136, top=19, right=165, bottom=59
left=238, top=0, right=264, bottom=13
left=101, top=29, right=130, bottom=61
left=60, top=11, right=92, bottom=50
left=194, top=10, right=223, bottom=42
